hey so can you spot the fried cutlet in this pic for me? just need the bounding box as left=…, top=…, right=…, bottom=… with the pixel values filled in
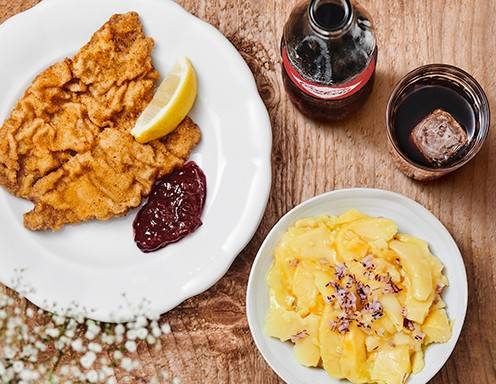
left=0, top=12, right=201, bottom=231
left=25, top=118, right=200, bottom=231
left=0, top=12, right=159, bottom=198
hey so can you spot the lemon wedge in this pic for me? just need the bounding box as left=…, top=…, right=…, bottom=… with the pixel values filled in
left=131, top=57, right=197, bottom=143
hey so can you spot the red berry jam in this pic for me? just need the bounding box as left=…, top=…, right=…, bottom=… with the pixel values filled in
left=133, top=161, right=207, bottom=253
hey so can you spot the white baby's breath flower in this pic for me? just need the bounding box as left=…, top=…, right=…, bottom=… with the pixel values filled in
left=38, top=365, right=47, bottom=374
left=151, top=325, right=162, bottom=338
left=53, top=315, right=66, bottom=326
left=126, top=329, right=137, bottom=340
left=45, top=327, right=60, bottom=338
left=114, top=324, right=125, bottom=335
left=12, top=361, right=24, bottom=373
left=136, top=327, right=148, bottom=339
left=2, top=367, right=14, bottom=382
left=85, top=321, right=101, bottom=340
left=120, top=357, right=137, bottom=372
left=80, top=351, right=97, bottom=369
left=71, top=338, right=84, bottom=352
left=21, top=344, right=36, bottom=358
left=7, top=316, right=19, bottom=329
left=26, top=308, right=34, bottom=318
left=135, top=315, right=148, bottom=328
left=86, top=369, right=98, bottom=383
left=125, top=340, right=137, bottom=353
left=35, top=340, right=47, bottom=351
left=60, top=365, right=70, bottom=376
left=161, top=323, right=171, bottom=334
left=19, top=368, right=39, bottom=381
left=0, top=285, right=176, bottom=383
left=4, top=346, right=15, bottom=359
left=101, top=333, right=115, bottom=344
left=172, top=377, right=181, bottom=384
left=88, top=342, right=102, bottom=353
left=70, top=366, right=82, bottom=378
left=99, top=365, right=113, bottom=378
left=55, top=339, right=65, bottom=350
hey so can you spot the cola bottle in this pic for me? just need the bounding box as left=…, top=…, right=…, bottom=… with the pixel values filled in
left=281, top=0, right=377, bottom=120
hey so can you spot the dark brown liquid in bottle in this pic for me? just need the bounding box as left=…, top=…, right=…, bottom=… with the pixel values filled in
left=281, top=0, right=377, bottom=121
left=315, top=3, right=347, bottom=29
left=393, top=80, right=476, bottom=167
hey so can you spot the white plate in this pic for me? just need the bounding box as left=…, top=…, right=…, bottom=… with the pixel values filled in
left=0, top=0, right=272, bottom=322
left=247, top=189, right=467, bottom=384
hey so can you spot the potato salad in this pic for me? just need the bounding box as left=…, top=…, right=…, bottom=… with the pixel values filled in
left=265, top=210, right=451, bottom=384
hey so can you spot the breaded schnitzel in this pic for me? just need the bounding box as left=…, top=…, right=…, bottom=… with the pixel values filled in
left=0, top=12, right=201, bottom=231
left=25, top=119, right=200, bottom=231
left=0, top=12, right=159, bottom=197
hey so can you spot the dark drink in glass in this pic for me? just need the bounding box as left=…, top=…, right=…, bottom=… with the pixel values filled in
left=281, top=0, right=377, bottom=120
left=386, top=64, right=490, bottom=181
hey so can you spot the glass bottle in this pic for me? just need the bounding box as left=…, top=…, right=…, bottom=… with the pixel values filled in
left=281, top=0, right=377, bottom=120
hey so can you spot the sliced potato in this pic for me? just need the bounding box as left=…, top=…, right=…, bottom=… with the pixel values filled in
left=341, top=324, right=368, bottom=383
left=319, top=306, right=345, bottom=379
left=403, top=276, right=434, bottom=323
left=422, top=308, right=451, bottom=344
left=294, top=314, right=320, bottom=367
left=337, top=228, right=369, bottom=262
left=347, top=217, right=398, bottom=242
left=300, top=228, right=338, bottom=263
left=390, top=238, right=433, bottom=301
left=381, top=294, right=404, bottom=332
left=411, top=349, right=425, bottom=374
left=293, top=262, right=319, bottom=314
left=365, top=335, right=381, bottom=352
left=371, top=344, right=411, bottom=384
left=336, top=209, right=368, bottom=224
left=264, top=305, right=305, bottom=342
left=266, top=260, right=295, bottom=310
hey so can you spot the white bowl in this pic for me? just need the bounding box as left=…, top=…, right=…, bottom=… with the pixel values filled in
left=246, top=188, right=467, bottom=384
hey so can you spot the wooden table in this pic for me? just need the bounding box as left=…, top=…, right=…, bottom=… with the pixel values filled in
left=1, top=1, right=495, bottom=383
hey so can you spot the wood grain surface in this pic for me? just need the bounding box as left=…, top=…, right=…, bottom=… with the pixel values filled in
left=1, top=0, right=495, bottom=383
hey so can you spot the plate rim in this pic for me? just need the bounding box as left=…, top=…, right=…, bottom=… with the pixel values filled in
left=246, top=187, right=468, bottom=384
left=0, top=0, right=272, bottom=322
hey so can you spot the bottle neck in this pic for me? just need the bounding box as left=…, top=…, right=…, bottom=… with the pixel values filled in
left=308, top=0, right=355, bottom=38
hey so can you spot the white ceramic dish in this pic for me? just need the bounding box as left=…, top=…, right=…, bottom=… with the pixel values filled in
left=0, top=0, right=272, bottom=322
left=247, top=189, right=467, bottom=384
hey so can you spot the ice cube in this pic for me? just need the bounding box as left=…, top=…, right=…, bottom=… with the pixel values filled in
left=410, top=109, right=468, bottom=165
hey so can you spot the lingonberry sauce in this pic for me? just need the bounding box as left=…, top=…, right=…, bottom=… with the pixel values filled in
left=133, top=161, right=206, bottom=253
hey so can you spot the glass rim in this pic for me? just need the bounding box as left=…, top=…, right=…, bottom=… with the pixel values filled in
left=386, top=63, right=491, bottom=174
